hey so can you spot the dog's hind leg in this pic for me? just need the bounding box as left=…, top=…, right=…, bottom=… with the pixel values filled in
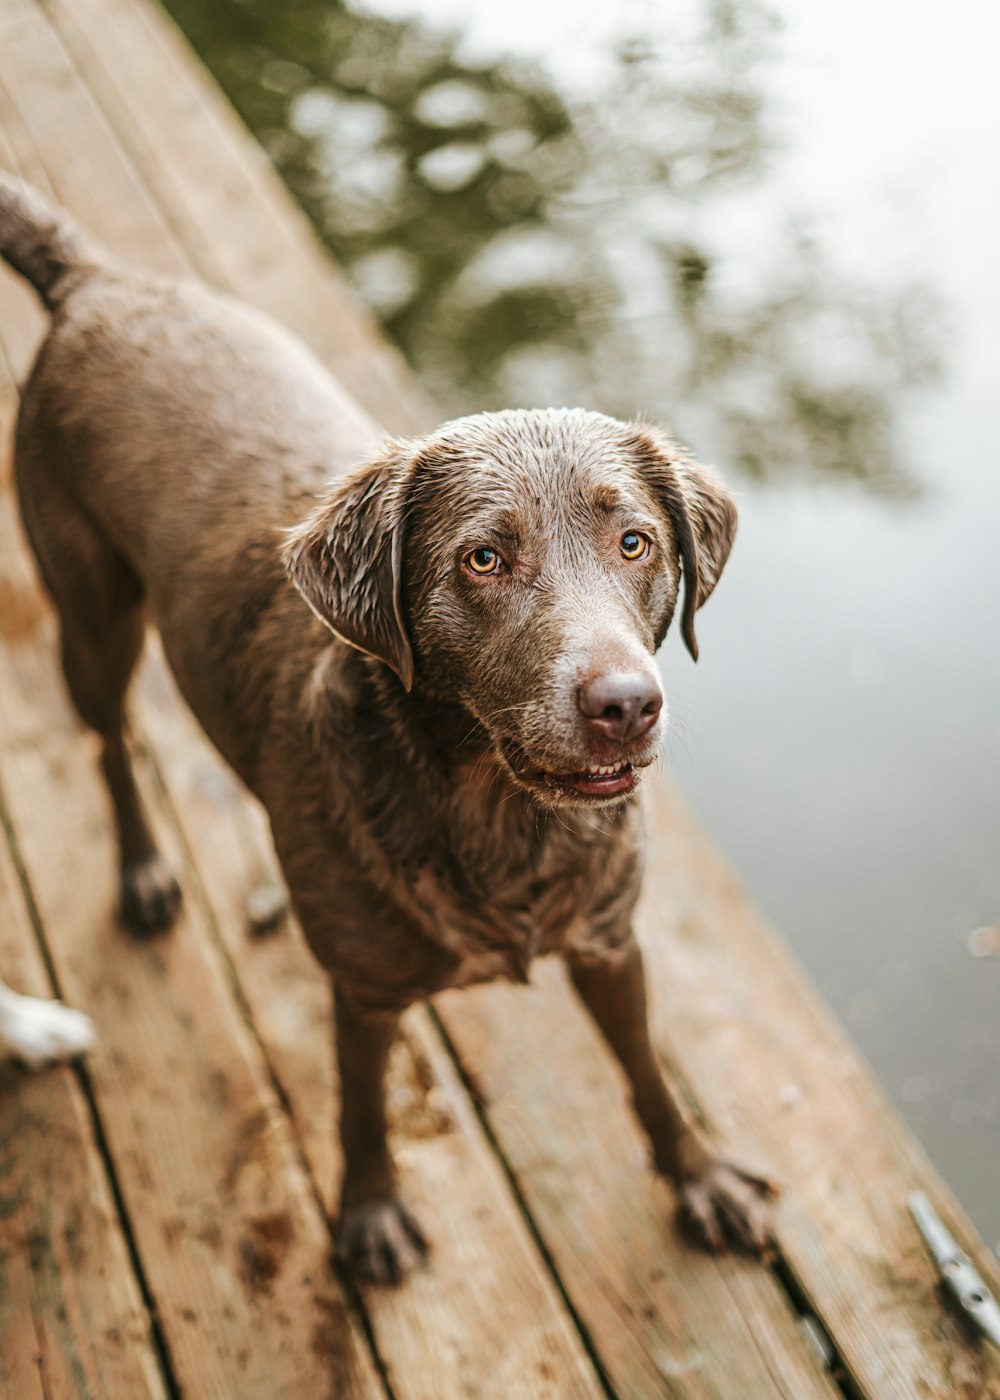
left=15, top=463, right=181, bottom=934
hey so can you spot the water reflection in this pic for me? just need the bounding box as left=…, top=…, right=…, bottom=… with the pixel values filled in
left=164, top=0, right=941, bottom=492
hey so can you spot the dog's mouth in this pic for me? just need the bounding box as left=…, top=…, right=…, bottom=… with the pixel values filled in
left=500, top=739, right=638, bottom=802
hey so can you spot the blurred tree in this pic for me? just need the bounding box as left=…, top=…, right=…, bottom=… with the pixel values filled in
left=164, top=0, right=940, bottom=492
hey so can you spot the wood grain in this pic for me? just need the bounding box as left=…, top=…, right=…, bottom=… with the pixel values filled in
left=44, top=0, right=433, bottom=437
left=436, top=963, right=840, bottom=1399
left=0, top=819, right=168, bottom=1400
left=639, top=783, right=1000, bottom=1399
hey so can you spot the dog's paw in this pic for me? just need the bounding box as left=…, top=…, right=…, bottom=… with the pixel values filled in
left=676, top=1158, right=778, bottom=1255
left=0, top=990, right=96, bottom=1068
left=335, top=1196, right=429, bottom=1286
left=120, top=855, right=182, bottom=935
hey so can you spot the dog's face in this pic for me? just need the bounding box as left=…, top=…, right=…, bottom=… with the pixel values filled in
left=284, top=409, right=736, bottom=807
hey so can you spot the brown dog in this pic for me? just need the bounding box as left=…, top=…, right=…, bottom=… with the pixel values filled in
left=0, top=172, right=774, bottom=1282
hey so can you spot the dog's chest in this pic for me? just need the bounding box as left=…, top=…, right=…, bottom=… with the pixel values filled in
left=405, top=781, right=618, bottom=988
left=411, top=857, right=589, bottom=986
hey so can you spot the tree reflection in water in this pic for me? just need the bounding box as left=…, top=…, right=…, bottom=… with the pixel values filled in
left=164, top=0, right=941, bottom=493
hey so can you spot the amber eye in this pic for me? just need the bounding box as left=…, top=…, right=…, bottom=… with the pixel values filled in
left=467, top=546, right=501, bottom=575
left=620, top=531, right=649, bottom=560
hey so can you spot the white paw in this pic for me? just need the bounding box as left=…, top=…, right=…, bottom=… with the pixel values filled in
left=0, top=986, right=95, bottom=1068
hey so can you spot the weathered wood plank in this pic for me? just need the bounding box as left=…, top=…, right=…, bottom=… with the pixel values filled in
left=0, top=821, right=169, bottom=1400
left=638, top=785, right=1000, bottom=1399
left=43, top=0, right=433, bottom=437
left=0, top=2, right=187, bottom=283
left=0, top=83, right=167, bottom=1400
left=436, top=965, right=839, bottom=1400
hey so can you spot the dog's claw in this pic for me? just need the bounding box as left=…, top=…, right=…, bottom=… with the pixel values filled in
left=120, top=855, right=182, bottom=935
left=335, top=1196, right=429, bottom=1286
left=677, top=1159, right=778, bottom=1256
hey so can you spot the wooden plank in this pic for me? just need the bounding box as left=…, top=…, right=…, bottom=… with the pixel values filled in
left=0, top=89, right=165, bottom=1400
left=435, top=967, right=839, bottom=1400
left=0, top=820, right=168, bottom=1400
left=41, top=0, right=433, bottom=437
left=0, top=0, right=187, bottom=277
left=637, top=784, right=1000, bottom=1398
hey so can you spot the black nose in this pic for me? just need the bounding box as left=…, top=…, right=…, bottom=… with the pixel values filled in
left=578, top=671, right=663, bottom=743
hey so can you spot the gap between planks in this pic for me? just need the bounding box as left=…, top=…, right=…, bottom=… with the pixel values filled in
left=0, top=787, right=172, bottom=1400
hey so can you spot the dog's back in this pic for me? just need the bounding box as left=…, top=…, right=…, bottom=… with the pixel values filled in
left=1, top=171, right=377, bottom=783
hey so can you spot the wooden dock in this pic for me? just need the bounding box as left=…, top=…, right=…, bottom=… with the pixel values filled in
left=0, top=0, right=998, bottom=1395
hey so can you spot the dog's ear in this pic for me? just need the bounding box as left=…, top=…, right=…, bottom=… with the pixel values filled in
left=627, top=424, right=738, bottom=661
left=283, top=442, right=415, bottom=690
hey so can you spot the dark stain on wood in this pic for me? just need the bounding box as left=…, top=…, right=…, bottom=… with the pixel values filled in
left=312, top=1292, right=369, bottom=1399
left=237, top=1211, right=294, bottom=1298
left=0, top=575, right=47, bottom=644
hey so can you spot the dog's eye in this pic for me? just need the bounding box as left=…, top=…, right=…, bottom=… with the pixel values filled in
left=466, top=547, right=502, bottom=575
left=620, top=531, right=650, bottom=561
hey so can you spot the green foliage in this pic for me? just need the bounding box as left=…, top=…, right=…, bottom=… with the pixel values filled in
left=164, top=0, right=940, bottom=493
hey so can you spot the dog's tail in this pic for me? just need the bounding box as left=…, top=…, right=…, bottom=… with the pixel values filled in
left=0, top=170, right=103, bottom=312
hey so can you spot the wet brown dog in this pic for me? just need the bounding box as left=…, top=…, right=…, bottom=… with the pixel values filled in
left=1, top=172, right=774, bottom=1282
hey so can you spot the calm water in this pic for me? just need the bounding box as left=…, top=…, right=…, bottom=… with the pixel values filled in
left=163, top=0, right=1000, bottom=1242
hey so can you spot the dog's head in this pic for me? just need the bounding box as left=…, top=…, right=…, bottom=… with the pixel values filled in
left=284, top=408, right=736, bottom=807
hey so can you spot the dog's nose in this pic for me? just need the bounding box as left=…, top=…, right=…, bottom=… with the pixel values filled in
left=578, top=671, right=663, bottom=742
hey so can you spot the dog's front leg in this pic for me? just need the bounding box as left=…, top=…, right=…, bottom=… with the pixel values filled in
left=333, top=984, right=428, bottom=1285
left=567, top=939, right=776, bottom=1253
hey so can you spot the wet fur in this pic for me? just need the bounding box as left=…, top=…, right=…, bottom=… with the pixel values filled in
left=0, top=172, right=775, bottom=1281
